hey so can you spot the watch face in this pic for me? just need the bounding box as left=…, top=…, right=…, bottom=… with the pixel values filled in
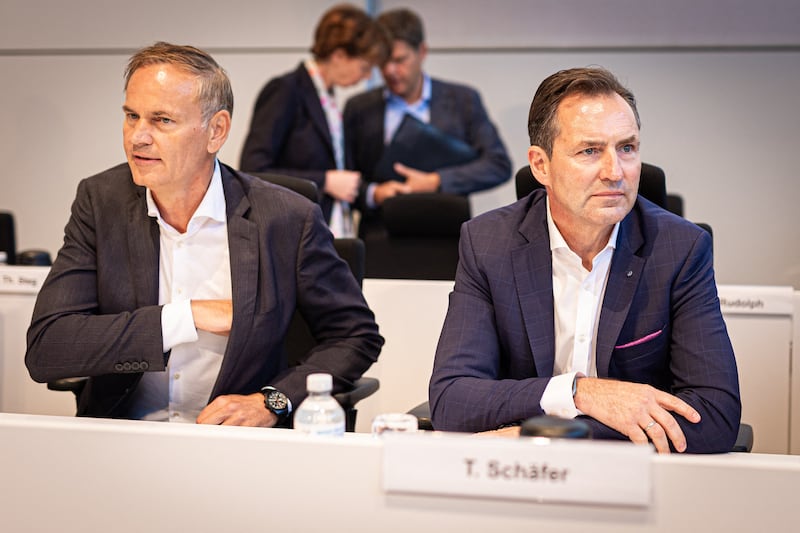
left=268, top=391, right=288, bottom=410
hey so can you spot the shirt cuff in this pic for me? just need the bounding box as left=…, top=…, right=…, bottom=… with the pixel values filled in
left=366, top=183, right=377, bottom=209
left=540, top=372, right=582, bottom=419
left=161, top=300, right=199, bottom=352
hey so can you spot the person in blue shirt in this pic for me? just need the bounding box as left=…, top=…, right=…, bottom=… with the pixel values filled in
left=343, top=7, right=512, bottom=240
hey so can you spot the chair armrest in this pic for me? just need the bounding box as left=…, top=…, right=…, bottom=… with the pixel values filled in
left=46, top=377, right=89, bottom=392
left=333, top=377, right=379, bottom=409
left=732, top=423, right=754, bottom=452
left=407, top=400, right=434, bottom=431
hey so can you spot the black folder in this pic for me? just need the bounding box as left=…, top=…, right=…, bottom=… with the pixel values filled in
left=374, top=114, right=478, bottom=181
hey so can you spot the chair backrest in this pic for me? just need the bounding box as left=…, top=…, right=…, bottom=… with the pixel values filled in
left=666, top=193, right=684, bottom=217
left=284, top=237, right=374, bottom=431
left=285, top=238, right=366, bottom=367
left=332, top=237, right=365, bottom=288
left=638, top=163, right=667, bottom=208
left=382, top=193, right=470, bottom=238
left=363, top=193, right=471, bottom=280
left=0, top=212, right=16, bottom=265
left=514, top=162, right=668, bottom=209
left=247, top=172, right=320, bottom=204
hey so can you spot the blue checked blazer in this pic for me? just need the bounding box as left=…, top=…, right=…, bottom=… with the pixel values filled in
left=429, top=189, right=741, bottom=453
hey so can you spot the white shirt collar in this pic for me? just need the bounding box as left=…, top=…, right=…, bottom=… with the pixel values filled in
left=384, top=72, right=432, bottom=106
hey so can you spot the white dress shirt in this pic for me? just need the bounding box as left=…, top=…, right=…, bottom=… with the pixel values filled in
left=539, top=197, right=619, bottom=418
left=127, top=160, right=232, bottom=422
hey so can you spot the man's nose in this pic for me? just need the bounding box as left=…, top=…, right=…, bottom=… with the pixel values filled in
left=601, top=150, right=623, bottom=182
left=128, top=120, right=152, bottom=145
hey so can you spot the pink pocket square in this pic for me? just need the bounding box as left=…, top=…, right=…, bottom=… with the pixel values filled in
left=615, top=328, right=664, bottom=349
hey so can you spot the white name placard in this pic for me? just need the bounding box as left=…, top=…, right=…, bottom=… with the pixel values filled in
left=382, top=432, right=652, bottom=507
left=717, top=284, right=794, bottom=316
left=0, top=266, right=49, bottom=294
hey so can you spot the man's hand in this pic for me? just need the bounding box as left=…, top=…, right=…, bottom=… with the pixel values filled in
left=574, top=378, right=701, bottom=453
left=196, top=392, right=278, bottom=427
left=373, top=180, right=412, bottom=205
left=393, top=163, right=441, bottom=193
left=324, top=169, right=361, bottom=203
left=190, top=299, right=233, bottom=336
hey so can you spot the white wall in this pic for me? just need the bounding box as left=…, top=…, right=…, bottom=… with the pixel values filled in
left=1, top=0, right=798, bottom=288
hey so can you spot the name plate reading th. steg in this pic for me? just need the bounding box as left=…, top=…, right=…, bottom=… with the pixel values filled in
left=382, top=432, right=653, bottom=507
left=0, top=266, right=49, bottom=295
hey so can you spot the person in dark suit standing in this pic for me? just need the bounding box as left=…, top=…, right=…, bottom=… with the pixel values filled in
left=429, top=67, right=740, bottom=453
left=239, top=4, right=389, bottom=236
left=26, top=42, right=383, bottom=426
left=343, top=8, right=511, bottom=239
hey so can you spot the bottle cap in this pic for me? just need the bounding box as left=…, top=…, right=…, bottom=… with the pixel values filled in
left=306, top=373, right=332, bottom=393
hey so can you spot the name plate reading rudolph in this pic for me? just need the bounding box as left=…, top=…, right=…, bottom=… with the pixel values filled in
left=382, top=433, right=652, bottom=507
left=717, top=284, right=794, bottom=316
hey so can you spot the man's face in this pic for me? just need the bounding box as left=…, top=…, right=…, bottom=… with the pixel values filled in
left=122, top=63, right=217, bottom=194
left=529, top=92, right=641, bottom=235
left=381, top=40, right=425, bottom=102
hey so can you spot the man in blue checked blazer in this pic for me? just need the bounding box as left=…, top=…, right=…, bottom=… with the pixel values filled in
left=429, top=67, right=740, bottom=454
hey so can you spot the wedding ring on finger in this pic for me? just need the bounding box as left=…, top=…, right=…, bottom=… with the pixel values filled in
left=643, top=420, right=657, bottom=432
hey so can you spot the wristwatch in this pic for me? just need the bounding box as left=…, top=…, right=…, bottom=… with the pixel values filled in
left=261, top=386, right=291, bottom=423
left=571, top=374, right=581, bottom=398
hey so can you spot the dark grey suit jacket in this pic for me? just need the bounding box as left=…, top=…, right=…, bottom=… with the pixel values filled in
left=26, top=162, right=383, bottom=418
left=343, top=78, right=512, bottom=236
left=429, top=190, right=741, bottom=453
left=239, top=63, right=336, bottom=221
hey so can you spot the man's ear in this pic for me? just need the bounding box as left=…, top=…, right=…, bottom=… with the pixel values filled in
left=528, top=145, right=550, bottom=187
left=417, top=42, right=428, bottom=62
left=206, top=110, right=231, bottom=154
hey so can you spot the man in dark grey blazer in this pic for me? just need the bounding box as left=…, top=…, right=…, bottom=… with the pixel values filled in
left=343, top=8, right=511, bottom=238
left=429, top=67, right=740, bottom=453
left=25, top=42, right=383, bottom=426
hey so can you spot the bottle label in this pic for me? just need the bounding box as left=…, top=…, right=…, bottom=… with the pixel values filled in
left=294, top=422, right=344, bottom=437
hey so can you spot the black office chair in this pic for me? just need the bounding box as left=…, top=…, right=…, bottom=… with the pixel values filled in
left=514, top=162, right=668, bottom=209
left=0, top=211, right=53, bottom=265
left=363, top=192, right=471, bottom=280
left=281, top=237, right=375, bottom=431
left=246, top=171, right=320, bottom=204
left=666, top=193, right=684, bottom=217
left=733, top=423, right=754, bottom=452
left=0, top=211, right=16, bottom=265
left=48, top=237, right=377, bottom=432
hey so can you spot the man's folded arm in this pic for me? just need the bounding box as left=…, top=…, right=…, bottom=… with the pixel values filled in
left=26, top=188, right=166, bottom=383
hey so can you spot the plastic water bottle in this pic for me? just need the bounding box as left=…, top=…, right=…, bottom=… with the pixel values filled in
left=293, top=373, right=345, bottom=436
